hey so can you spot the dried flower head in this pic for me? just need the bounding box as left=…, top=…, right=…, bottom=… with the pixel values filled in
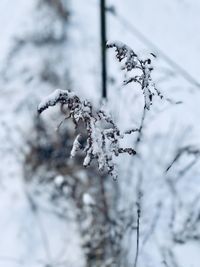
left=38, top=89, right=137, bottom=179
left=107, top=40, right=162, bottom=109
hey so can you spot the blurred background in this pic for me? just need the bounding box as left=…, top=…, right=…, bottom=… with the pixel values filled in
left=0, top=0, right=200, bottom=266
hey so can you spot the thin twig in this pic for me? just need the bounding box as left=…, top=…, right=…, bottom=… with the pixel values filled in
left=134, top=202, right=141, bottom=267
left=134, top=174, right=143, bottom=267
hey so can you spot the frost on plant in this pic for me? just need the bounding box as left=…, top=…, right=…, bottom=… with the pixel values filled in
left=38, top=89, right=137, bottom=179
left=107, top=40, right=162, bottom=109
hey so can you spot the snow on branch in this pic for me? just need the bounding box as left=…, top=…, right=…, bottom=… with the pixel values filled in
left=38, top=89, right=137, bottom=179
left=107, top=40, right=161, bottom=109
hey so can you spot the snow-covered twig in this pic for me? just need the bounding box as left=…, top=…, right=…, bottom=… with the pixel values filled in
left=107, top=40, right=161, bottom=109
left=38, top=89, right=137, bottom=179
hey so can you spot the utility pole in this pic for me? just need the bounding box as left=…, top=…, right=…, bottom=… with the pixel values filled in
left=100, top=0, right=107, bottom=99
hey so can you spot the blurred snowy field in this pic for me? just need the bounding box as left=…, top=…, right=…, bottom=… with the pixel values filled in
left=0, top=0, right=200, bottom=266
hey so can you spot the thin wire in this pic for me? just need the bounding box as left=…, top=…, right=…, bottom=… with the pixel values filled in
left=108, top=7, right=200, bottom=89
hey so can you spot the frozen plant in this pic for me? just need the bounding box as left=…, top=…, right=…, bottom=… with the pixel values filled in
left=38, top=89, right=137, bottom=179
left=38, top=42, right=159, bottom=179
left=107, top=40, right=162, bottom=109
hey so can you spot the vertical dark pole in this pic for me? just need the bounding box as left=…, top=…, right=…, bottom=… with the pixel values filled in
left=100, top=0, right=107, bottom=99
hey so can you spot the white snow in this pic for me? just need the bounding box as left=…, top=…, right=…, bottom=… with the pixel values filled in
left=1, top=0, right=200, bottom=266
left=83, top=193, right=95, bottom=206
